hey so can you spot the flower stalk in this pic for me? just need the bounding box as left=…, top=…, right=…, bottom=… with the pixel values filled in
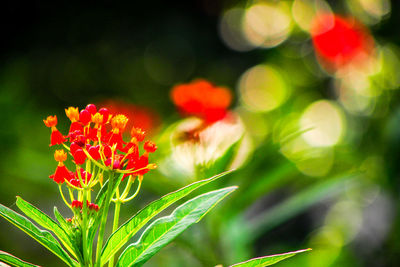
left=42, top=104, right=157, bottom=267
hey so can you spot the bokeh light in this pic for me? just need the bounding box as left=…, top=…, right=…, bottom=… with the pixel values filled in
left=292, top=0, right=332, bottom=32
left=242, top=2, right=293, bottom=49
left=346, top=0, right=391, bottom=25
left=300, top=100, right=346, bottom=147
left=239, top=64, right=289, bottom=112
left=219, top=8, right=255, bottom=52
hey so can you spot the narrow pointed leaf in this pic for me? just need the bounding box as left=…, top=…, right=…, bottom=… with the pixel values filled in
left=54, top=207, right=72, bottom=235
left=95, top=180, right=109, bottom=207
left=0, top=250, right=39, bottom=267
left=16, top=197, right=80, bottom=261
left=230, top=248, right=311, bottom=267
left=101, top=171, right=232, bottom=264
left=116, top=186, right=237, bottom=267
left=0, top=203, right=76, bottom=266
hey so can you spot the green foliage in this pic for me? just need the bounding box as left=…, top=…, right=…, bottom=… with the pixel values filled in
left=116, top=186, right=237, bottom=267
left=0, top=250, right=39, bottom=267
left=0, top=171, right=310, bottom=267
left=230, top=249, right=311, bottom=267
left=16, top=197, right=82, bottom=262
left=0, top=203, right=77, bottom=266
left=101, top=171, right=232, bottom=264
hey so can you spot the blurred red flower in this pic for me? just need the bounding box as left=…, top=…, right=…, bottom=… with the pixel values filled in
left=311, top=14, right=374, bottom=70
left=98, top=100, right=160, bottom=134
left=171, top=79, right=232, bottom=123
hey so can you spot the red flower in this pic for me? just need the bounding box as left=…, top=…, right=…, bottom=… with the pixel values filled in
left=122, top=142, right=139, bottom=160
left=71, top=200, right=83, bottom=209
left=45, top=103, right=157, bottom=195
left=89, top=203, right=99, bottom=211
left=50, top=165, right=72, bottom=184
left=70, top=179, right=80, bottom=187
left=44, top=115, right=66, bottom=146
left=311, top=14, right=374, bottom=69
left=131, top=127, right=146, bottom=142
left=171, top=79, right=232, bottom=123
left=79, top=109, right=91, bottom=125
left=43, top=115, right=58, bottom=128
left=99, top=99, right=160, bottom=133
left=50, top=130, right=66, bottom=146
left=98, top=108, right=110, bottom=123
left=88, top=145, right=101, bottom=160
left=49, top=150, right=72, bottom=184
left=144, top=141, right=157, bottom=153
left=85, top=104, right=97, bottom=115
left=73, top=149, right=87, bottom=165
left=127, top=155, right=149, bottom=176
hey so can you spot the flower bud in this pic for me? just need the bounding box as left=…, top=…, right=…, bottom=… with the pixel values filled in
left=73, top=149, right=87, bottom=165
left=79, top=109, right=91, bottom=125
left=85, top=104, right=97, bottom=115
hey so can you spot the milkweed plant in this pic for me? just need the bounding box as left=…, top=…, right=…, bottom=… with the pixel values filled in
left=0, top=102, right=310, bottom=266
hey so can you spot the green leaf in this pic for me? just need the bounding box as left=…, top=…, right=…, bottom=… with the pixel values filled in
left=0, top=250, right=39, bottom=267
left=54, top=207, right=72, bottom=235
left=250, top=173, right=358, bottom=239
left=101, top=171, right=232, bottom=265
left=203, top=142, right=239, bottom=179
left=95, top=180, right=109, bottom=207
left=116, top=186, right=237, bottom=267
left=229, top=249, right=311, bottom=267
left=16, top=197, right=81, bottom=262
left=0, top=203, right=77, bottom=267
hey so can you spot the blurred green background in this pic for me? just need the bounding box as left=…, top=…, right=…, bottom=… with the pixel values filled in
left=1, top=0, right=400, bottom=266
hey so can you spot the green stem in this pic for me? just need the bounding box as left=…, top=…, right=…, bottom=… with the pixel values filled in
left=82, top=188, right=89, bottom=266
left=108, top=201, right=121, bottom=267
left=95, top=172, right=115, bottom=267
left=121, top=178, right=142, bottom=203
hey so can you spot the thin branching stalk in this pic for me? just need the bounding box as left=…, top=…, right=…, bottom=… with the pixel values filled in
left=108, top=200, right=121, bottom=267
left=95, top=172, right=116, bottom=267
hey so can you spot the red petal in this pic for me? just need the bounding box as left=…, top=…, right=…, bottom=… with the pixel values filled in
left=50, top=130, right=66, bottom=146
left=73, top=149, right=87, bottom=165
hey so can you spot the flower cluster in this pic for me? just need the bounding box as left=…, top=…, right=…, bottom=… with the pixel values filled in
left=44, top=104, right=157, bottom=211
left=171, top=79, right=232, bottom=123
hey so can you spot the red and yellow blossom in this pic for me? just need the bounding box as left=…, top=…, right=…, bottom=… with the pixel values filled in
left=49, top=149, right=72, bottom=184
left=43, top=115, right=66, bottom=146
left=44, top=103, right=158, bottom=212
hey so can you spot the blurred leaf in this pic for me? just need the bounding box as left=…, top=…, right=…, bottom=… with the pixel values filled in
left=229, top=248, right=311, bottom=267
left=116, top=186, right=237, bottom=267
left=223, top=173, right=358, bottom=262
left=0, top=203, right=77, bottom=266
left=203, top=141, right=239, bottom=180
left=0, top=250, right=39, bottom=267
left=249, top=173, right=359, bottom=239
left=100, top=171, right=233, bottom=265
left=16, top=197, right=81, bottom=262
left=236, top=161, right=297, bottom=210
